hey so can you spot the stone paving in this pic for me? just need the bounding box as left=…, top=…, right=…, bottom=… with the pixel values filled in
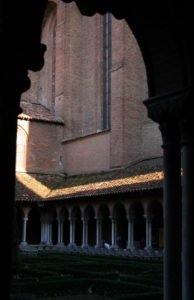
left=20, top=244, right=163, bottom=260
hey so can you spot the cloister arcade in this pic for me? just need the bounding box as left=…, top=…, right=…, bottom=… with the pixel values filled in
left=17, top=197, right=163, bottom=253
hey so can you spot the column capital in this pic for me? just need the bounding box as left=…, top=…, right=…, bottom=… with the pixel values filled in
left=40, top=214, right=53, bottom=223
left=143, top=86, right=190, bottom=124
left=143, top=214, right=153, bottom=221
left=159, top=121, right=180, bottom=149
left=81, top=218, right=89, bottom=222
left=68, top=217, right=76, bottom=222
left=57, top=217, right=64, bottom=222
left=56, top=206, right=63, bottom=219
left=94, top=216, right=102, bottom=221
left=22, top=207, right=31, bottom=219
left=109, top=215, right=117, bottom=221
left=127, top=215, right=135, bottom=222
left=180, top=118, right=194, bottom=146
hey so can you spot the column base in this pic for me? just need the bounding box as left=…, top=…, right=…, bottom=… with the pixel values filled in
left=126, top=245, right=135, bottom=251
left=19, top=242, right=29, bottom=250
left=81, top=244, right=89, bottom=249
left=110, top=245, right=119, bottom=250
left=95, top=244, right=103, bottom=249
left=68, top=243, right=77, bottom=248
left=40, top=242, right=53, bottom=250
left=20, top=241, right=28, bottom=247
left=55, top=242, right=65, bottom=248
left=144, top=247, right=154, bottom=254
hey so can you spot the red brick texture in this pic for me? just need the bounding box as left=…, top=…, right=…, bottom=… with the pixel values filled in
left=18, top=1, right=162, bottom=176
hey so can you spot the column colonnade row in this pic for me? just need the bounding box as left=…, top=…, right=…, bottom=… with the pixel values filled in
left=18, top=199, right=163, bottom=252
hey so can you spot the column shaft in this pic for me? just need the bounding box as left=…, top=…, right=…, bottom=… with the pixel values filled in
left=21, top=218, right=28, bottom=244
left=144, top=216, right=152, bottom=250
left=161, top=123, right=182, bottom=300
left=69, top=219, right=76, bottom=246
left=41, top=223, right=46, bottom=243
left=57, top=221, right=64, bottom=245
left=111, top=218, right=117, bottom=248
left=48, top=223, right=52, bottom=244
left=181, top=139, right=194, bottom=300
left=82, top=220, right=89, bottom=248
left=127, top=219, right=134, bottom=250
left=95, top=219, right=102, bottom=247
left=0, top=104, right=20, bottom=299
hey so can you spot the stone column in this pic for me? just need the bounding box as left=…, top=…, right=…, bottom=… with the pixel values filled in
left=56, top=218, right=64, bottom=247
left=20, top=207, right=31, bottom=246
left=144, top=92, right=183, bottom=300
left=160, top=121, right=182, bottom=300
left=48, top=223, right=52, bottom=244
left=40, top=214, right=53, bottom=245
left=180, top=118, right=194, bottom=300
left=144, top=214, right=153, bottom=250
left=40, top=222, right=46, bottom=244
left=110, top=217, right=117, bottom=248
left=95, top=218, right=102, bottom=248
left=0, top=2, right=47, bottom=297
left=21, top=218, right=28, bottom=246
left=68, top=218, right=76, bottom=247
left=0, top=105, right=19, bottom=300
left=126, top=215, right=135, bottom=250
left=81, top=219, right=89, bottom=248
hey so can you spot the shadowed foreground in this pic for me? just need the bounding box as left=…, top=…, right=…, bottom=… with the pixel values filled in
left=11, top=252, right=163, bottom=299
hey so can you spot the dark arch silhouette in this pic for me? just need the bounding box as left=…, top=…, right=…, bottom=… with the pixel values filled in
left=1, top=1, right=194, bottom=299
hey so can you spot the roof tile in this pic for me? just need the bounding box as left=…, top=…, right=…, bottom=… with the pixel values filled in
left=18, top=101, right=64, bottom=124
left=15, top=158, right=164, bottom=202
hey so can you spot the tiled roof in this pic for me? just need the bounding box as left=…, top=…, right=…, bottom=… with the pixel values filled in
left=15, top=157, right=163, bottom=203
left=18, top=101, right=64, bottom=125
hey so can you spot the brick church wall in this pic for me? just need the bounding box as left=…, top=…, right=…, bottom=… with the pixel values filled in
left=18, top=1, right=162, bottom=176
left=16, top=119, right=63, bottom=173
left=57, top=3, right=161, bottom=175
